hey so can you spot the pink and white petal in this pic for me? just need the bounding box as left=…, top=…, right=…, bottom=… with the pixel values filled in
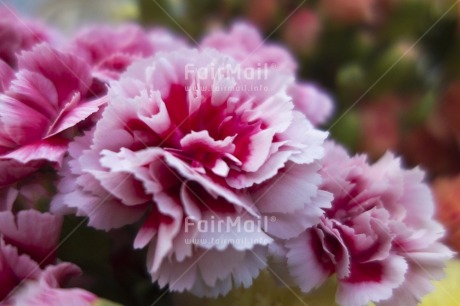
left=148, top=192, right=183, bottom=272
left=227, top=150, right=292, bottom=189
left=264, top=208, right=323, bottom=240
left=337, top=255, right=408, bottom=306
left=149, top=248, right=201, bottom=293
left=2, top=239, right=43, bottom=281
left=229, top=245, right=268, bottom=289
left=150, top=230, right=266, bottom=296
left=137, top=91, right=172, bottom=136
left=8, top=70, right=58, bottom=117
left=0, top=240, right=42, bottom=301
left=103, top=148, right=257, bottom=216
left=242, top=89, right=293, bottom=134
left=193, top=212, right=273, bottom=251
left=66, top=130, right=95, bottom=172
left=398, top=168, right=435, bottom=227
left=180, top=182, right=203, bottom=221
left=182, top=246, right=266, bottom=297
left=53, top=189, right=146, bottom=231
left=0, top=59, right=14, bottom=92
left=180, top=130, right=235, bottom=155
left=0, top=94, right=50, bottom=146
left=240, top=129, right=275, bottom=173
left=319, top=222, right=350, bottom=278
left=211, top=77, right=236, bottom=107
left=288, top=83, right=334, bottom=126
left=378, top=256, right=451, bottom=306
left=18, top=44, right=92, bottom=104
left=170, top=220, right=196, bottom=262
left=134, top=211, right=159, bottom=250
left=0, top=245, right=21, bottom=301
left=88, top=170, right=149, bottom=206
left=254, top=162, right=322, bottom=214
left=1, top=137, right=69, bottom=166
left=197, top=247, right=247, bottom=287
left=279, top=112, right=328, bottom=164
left=262, top=188, right=331, bottom=240
left=267, top=242, right=297, bottom=288
left=46, top=95, right=107, bottom=137
left=286, top=231, right=331, bottom=293
left=0, top=210, right=62, bottom=266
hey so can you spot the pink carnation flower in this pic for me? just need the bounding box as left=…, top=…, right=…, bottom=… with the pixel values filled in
left=0, top=210, right=96, bottom=305
left=0, top=43, right=106, bottom=190
left=200, top=22, right=334, bottom=125
left=0, top=7, right=56, bottom=67
left=71, top=25, right=187, bottom=82
left=52, top=48, right=330, bottom=296
left=285, top=142, right=453, bottom=306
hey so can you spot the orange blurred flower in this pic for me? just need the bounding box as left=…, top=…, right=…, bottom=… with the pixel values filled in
left=434, top=175, right=460, bottom=252
left=321, top=0, right=377, bottom=24
left=282, top=9, right=321, bottom=54
left=359, top=96, right=401, bottom=160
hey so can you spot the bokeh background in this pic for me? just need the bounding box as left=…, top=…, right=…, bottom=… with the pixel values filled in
left=5, top=0, right=460, bottom=305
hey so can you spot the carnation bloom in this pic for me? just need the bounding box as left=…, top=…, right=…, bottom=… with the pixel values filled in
left=70, top=24, right=187, bottom=82
left=0, top=43, right=106, bottom=190
left=200, top=22, right=333, bottom=126
left=0, top=7, right=55, bottom=67
left=285, top=142, right=453, bottom=306
left=0, top=210, right=96, bottom=305
left=52, top=48, right=330, bottom=296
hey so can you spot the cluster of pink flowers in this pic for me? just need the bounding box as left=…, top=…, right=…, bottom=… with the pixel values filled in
left=0, top=6, right=453, bottom=306
left=0, top=210, right=97, bottom=306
